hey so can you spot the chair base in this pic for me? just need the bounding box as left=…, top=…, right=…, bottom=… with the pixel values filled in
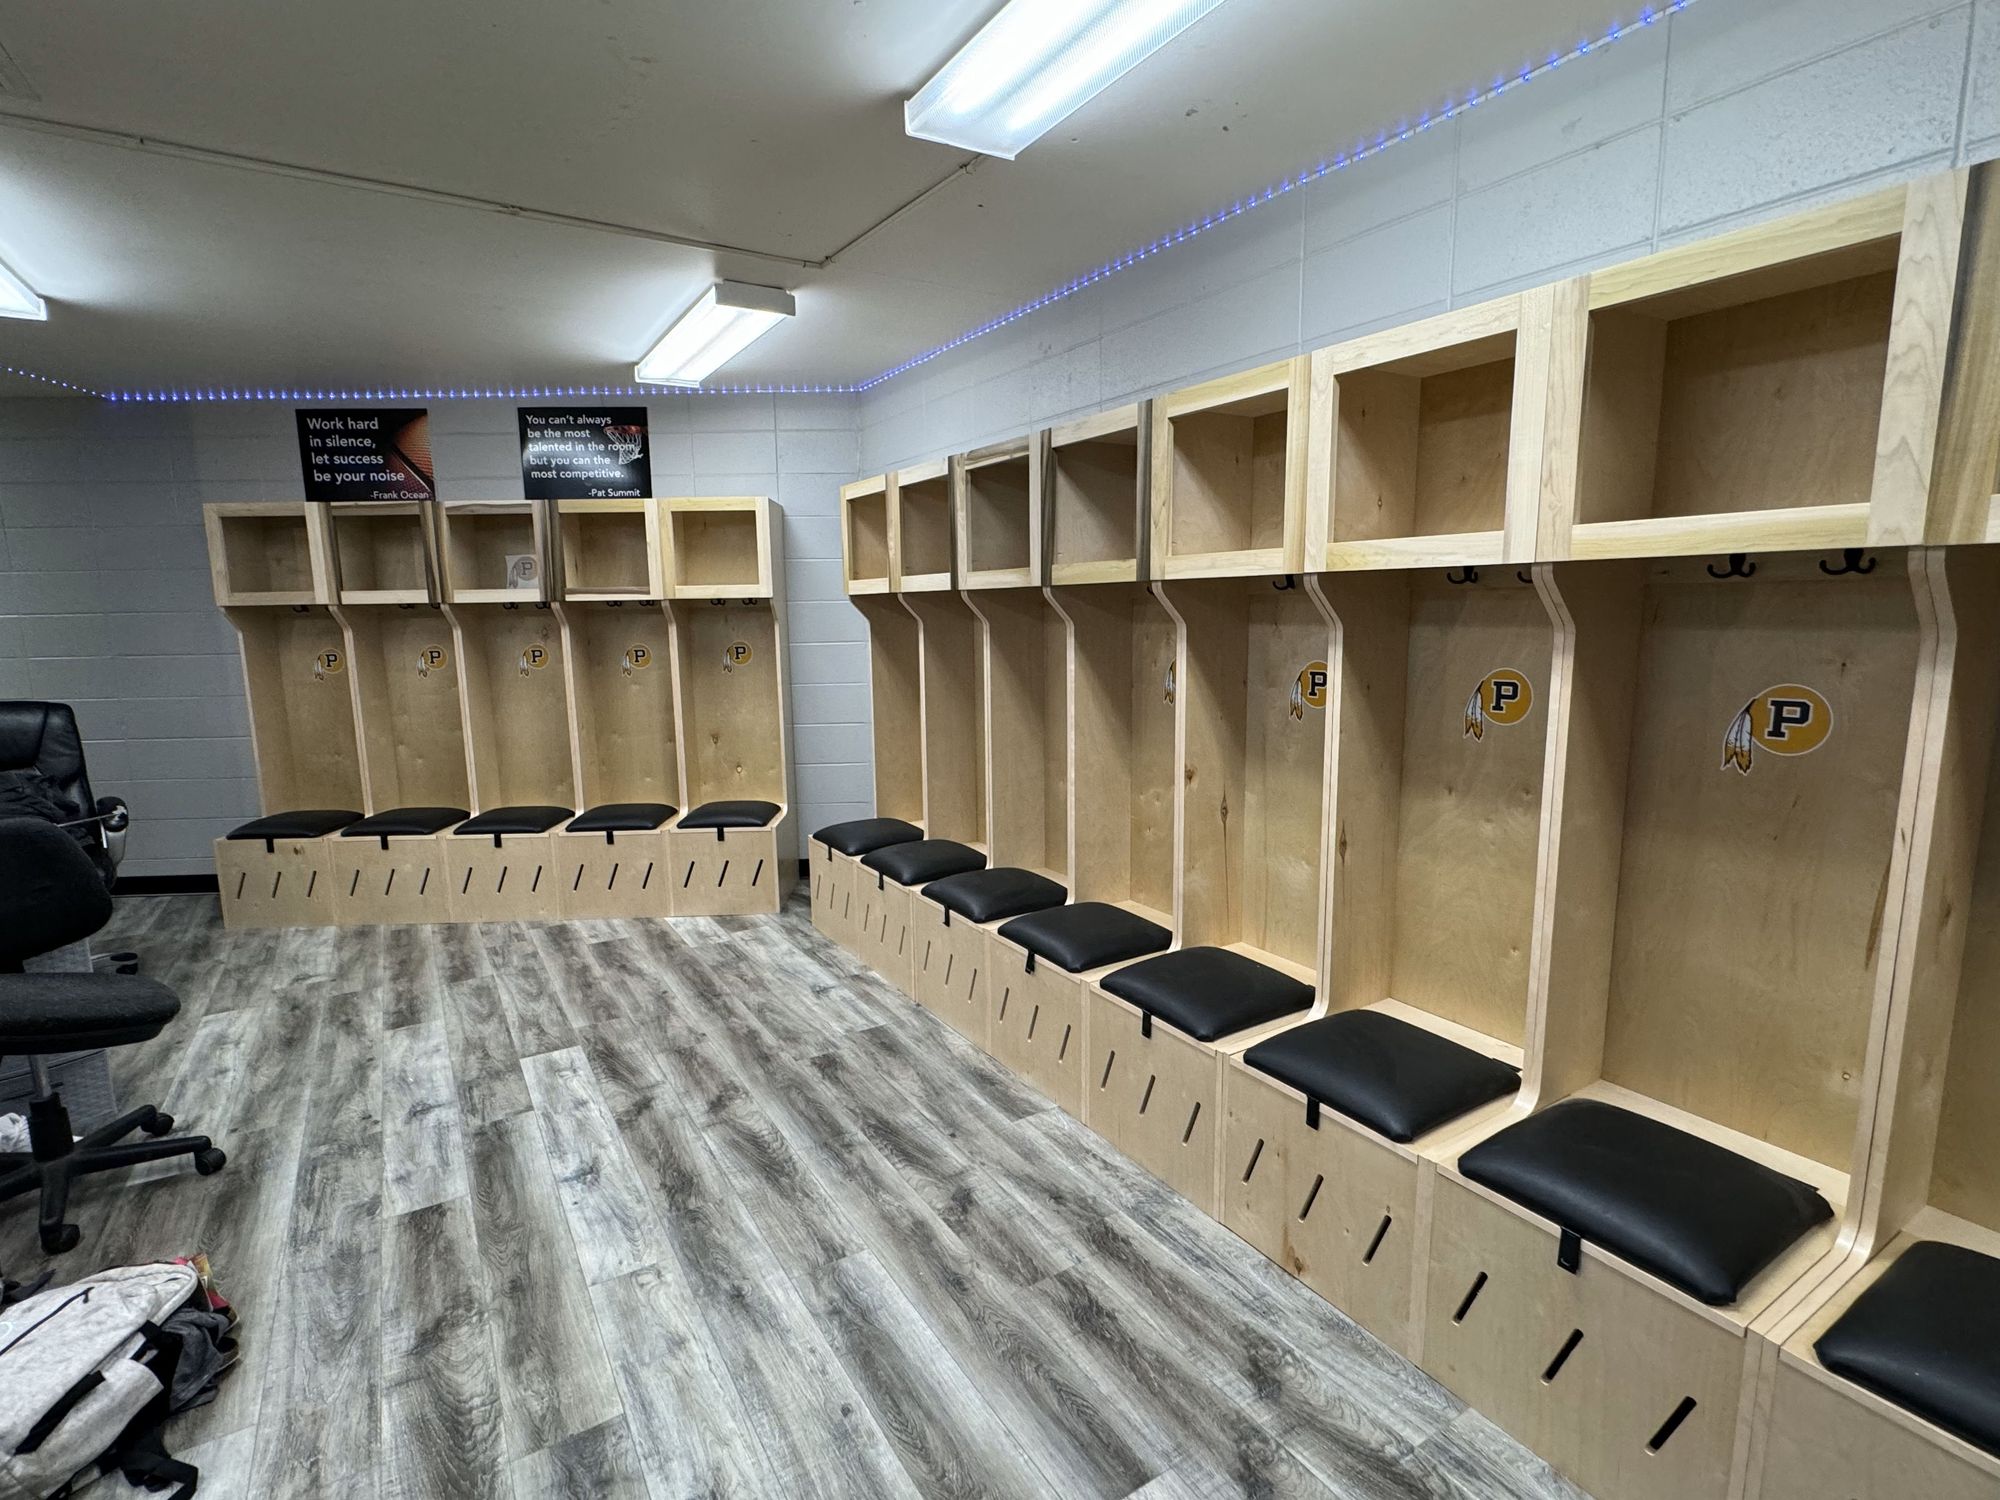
left=0, top=1091, right=221, bottom=1256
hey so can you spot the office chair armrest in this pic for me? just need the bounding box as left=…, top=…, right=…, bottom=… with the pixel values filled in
left=93, top=796, right=129, bottom=869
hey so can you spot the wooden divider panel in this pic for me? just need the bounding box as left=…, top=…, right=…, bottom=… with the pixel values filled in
left=971, top=588, right=1067, bottom=878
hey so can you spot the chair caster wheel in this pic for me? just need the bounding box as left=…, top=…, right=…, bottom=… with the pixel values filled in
left=41, top=1224, right=80, bottom=1254
left=115, top=963, right=138, bottom=976
left=142, top=1111, right=175, bottom=1136
left=194, top=1149, right=227, bottom=1176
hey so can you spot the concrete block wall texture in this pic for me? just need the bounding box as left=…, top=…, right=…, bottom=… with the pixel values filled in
left=0, top=394, right=861, bottom=878
left=857, top=0, right=2000, bottom=473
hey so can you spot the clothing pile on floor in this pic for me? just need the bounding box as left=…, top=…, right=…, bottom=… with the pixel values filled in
left=0, top=1256, right=237, bottom=1499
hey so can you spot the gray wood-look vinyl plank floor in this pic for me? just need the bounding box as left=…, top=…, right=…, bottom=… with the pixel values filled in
left=1, top=891, right=1588, bottom=1500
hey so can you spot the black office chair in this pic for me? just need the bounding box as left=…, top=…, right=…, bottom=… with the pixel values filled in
left=0, top=818, right=224, bottom=1255
left=0, top=701, right=130, bottom=883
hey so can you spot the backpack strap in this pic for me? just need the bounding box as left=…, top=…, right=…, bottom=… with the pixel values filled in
left=104, top=1322, right=198, bottom=1500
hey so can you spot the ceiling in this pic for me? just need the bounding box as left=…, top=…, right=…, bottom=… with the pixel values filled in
left=0, top=0, right=1627, bottom=394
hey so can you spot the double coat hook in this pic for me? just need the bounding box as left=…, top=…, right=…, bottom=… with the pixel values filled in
left=1706, top=554, right=1757, bottom=580
left=1819, top=549, right=1877, bottom=576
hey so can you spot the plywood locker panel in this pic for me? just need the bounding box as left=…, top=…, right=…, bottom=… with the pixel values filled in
left=451, top=604, right=578, bottom=814
left=1151, top=358, right=1310, bottom=578
left=332, top=832, right=457, bottom=927
left=1048, top=406, right=1146, bottom=586
left=894, top=460, right=955, bottom=592
left=329, top=502, right=433, bottom=605
left=956, top=438, right=1039, bottom=589
left=213, top=835, right=338, bottom=930
left=342, top=606, right=472, bottom=814
left=447, top=831, right=561, bottom=922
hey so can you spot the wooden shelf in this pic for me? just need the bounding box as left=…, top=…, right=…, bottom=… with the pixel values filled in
left=1049, top=406, right=1146, bottom=585
left=330, top=502, right=433, bottom=605
left=205, top=503, right=326, bottom=606
left=1152, top=357, right=1311, bottom=579
left=559, top=497, right=662, bottom=601
left=667, top=497, right=771, bottom=599
left=956, top=438, right=1039, bottom=589
left=841, top=475, right=894, bottom=595
left=895, top=460, right=955, bottom=592
left=440, top=500, right=548, bottom=604
left=1321, top=300, right=1529, bottom=573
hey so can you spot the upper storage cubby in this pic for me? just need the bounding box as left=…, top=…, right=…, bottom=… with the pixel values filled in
left=895, top=459, right=955, bottom=591
left=439, top=500, right=548, bottom=603
left=204, top=502, right=327, bottom=606
left=1151, top=357, right=1310, bottom=578
left=1322, top=297, right=1530, bottom=571
left=955, top=438, right=1040, bottom=589
left=1566, top=180, right=1955, bottom=560
left=667, top=497, right=771, bottom=599
left=1048, top=405, right=1146, bottom=585
left=560, top=498, right=662, bottom=601
left=329, top=501, right=434, bottom=605
left=841, top=475, right=893, bottom=595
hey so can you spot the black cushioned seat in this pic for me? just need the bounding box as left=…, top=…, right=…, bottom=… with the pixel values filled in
left=1102, top=946, right=1313, bottom=1043
left=923, top=868, right=1066, bottom=925
left=996, top=901, right=1171, bottom=974
left=0, top=973, right=180, bottom=1051
left=568, top=803, right=677, bottom=834
left=863, top=839, right=985, bottom=887
left=1814, top=1240, right=2000, bottom=1457
left=226, top=809, right=364, bottom=841
left=815, top=817, right=925, bottom=857
left=454, top=806, right=573, bottom=836
left=1458, top=1099, right=1833, bottom=1306
left=680, top=799, right=781, bottom=831
left=1243, top=1009, right=1520, bottom=1144
left=340, top=807, right=469, bottom=838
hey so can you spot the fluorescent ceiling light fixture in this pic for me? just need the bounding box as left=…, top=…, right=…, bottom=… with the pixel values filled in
left=0, top=253, right=45, bottom=321
left=635, top=280, right=795, bottom=386
left=907, top=0, right=1234, bottom=159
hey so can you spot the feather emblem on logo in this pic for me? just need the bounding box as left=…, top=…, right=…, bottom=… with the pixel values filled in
left=1722, top=703, right=1757, bottom=774
left=1463, top=686, right=1488, bottom=741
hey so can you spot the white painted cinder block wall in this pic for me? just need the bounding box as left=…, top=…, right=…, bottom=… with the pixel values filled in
left=5, top=0, right=1999, bottom=877
left=858, top=0, right=2000, bottom=472
left=0, top=395, right=860, bottom=878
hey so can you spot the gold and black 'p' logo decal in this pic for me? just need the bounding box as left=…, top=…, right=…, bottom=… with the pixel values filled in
left=313, top=648, right=344, bottom=680
left=1463, top=669, right=1534, bottom=741
left=623, top=644, right=652, bottom=675
left=1290, top=661, right=1329, bottom=721
left=1723, top=684, right=1832, bottom=773
left=519, top=644, right=551, bottom=676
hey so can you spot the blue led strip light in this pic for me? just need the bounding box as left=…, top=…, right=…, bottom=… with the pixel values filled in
left=2, top=364, right=105, bottom=397
left=9, top=1, right=1695, bottom=406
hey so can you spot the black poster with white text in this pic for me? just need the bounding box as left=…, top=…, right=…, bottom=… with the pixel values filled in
left=518, top=407, right=652, bottom=499
left=295, top=408, right=434, bottom=501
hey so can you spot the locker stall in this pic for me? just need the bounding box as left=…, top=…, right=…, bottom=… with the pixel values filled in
left=327, top=501, right=433, bottom=604
left=909, top=586, right=1069, bottom=1044
left=954, top=436, right=1039, bottom=589
left=894, top=459, right=955, bottom=593
left=856, top=588, right=986, bottom=991
left=986, top=582, right=1177, bottom=1113
left=438, top=499, right=548, bottom=602
left=1748, top=548, right=2000, bottom=1500
left=1420, top=553, right=1932, bottom=1500
left=666, top=569, right=795, bottom=917
left=559, top=498, right=662, bottom=600
left=555, top=599, right=679, bottom=919
left=1219, top=568, right=1554, bottom=1356
left=1083, top=574, right=1332, bottom=1212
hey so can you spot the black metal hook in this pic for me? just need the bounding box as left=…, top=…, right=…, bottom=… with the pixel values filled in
left=1446, top=567, right=1479, bottom=586
left=1706, top=554, right=1757, bottom=580
left=1818, top=549, right=1877, bottom=577
left=501, top=601, right=520, bottom=610
left=1272, top=575, right=1298, bottom=592
left=1516, top=570, right=1533, bottom=585
left=291, top=604, right=311, bottom=613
